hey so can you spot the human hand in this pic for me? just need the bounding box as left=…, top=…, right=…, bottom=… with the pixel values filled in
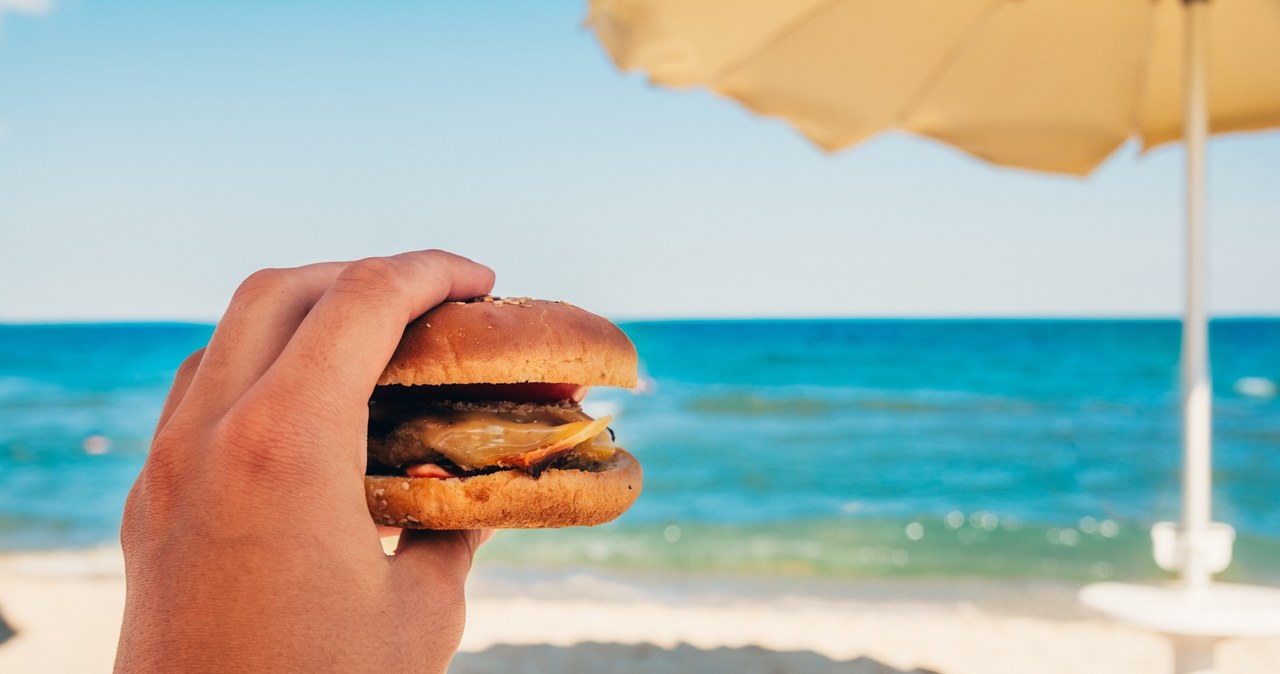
left=116, top=250, right=495, bottom=673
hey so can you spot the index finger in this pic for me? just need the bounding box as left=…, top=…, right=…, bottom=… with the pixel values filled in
left=254, top=250, right=494, bottom=417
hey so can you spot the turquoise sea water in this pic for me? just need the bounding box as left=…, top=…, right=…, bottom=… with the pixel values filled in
left=2, top=320, right=1278, bottom=582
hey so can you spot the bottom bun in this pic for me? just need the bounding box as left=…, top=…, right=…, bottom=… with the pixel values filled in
left=365, top=448, right=642, bottom=529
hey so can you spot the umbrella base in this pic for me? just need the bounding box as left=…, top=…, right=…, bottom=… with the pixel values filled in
left=1080, top=582, right=1280, bottom=674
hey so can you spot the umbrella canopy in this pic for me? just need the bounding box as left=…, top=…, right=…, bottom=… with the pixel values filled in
left=588, top=0, right=1280, bottom=176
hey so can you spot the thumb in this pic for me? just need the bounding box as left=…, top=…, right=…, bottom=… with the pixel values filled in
left=386, top=529, right=493, bottom=669
left=391, top=529, right=492, bottom=580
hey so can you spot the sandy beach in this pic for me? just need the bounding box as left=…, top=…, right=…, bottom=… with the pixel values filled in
left=1, top=547, right=1278, bottom=673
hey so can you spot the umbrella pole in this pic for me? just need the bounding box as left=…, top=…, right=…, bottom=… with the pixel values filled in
left=1179, top=0, right=1212, bottom=594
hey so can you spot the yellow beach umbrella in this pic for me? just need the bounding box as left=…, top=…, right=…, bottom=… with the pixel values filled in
left=588, top=0, right=1280, bottom=175
left=587, top=0, right=1280, bottom=670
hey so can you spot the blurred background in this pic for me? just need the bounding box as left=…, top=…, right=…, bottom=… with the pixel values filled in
left=2, top=0, right=1279, bottom=321
left=1, top=1, right=1279, bottom=671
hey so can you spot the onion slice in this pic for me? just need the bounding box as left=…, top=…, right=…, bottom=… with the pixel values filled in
left=497, top=415, right=613, bottom=475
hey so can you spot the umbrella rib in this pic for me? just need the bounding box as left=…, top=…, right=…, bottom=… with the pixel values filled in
left=890, top=0, right=1006, bottom=126
left=707, top=0, right=847, bottom=86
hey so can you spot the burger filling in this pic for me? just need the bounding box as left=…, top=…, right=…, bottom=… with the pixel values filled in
left=368, top=396, right=616, bottom=479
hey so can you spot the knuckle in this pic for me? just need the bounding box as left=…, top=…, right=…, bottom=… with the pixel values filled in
left=333, top=257, right=407, bottom=302
left=231, top=267, right=295, bottom=306
left=119, top=483, right=153, bottom=553
left=418, top=249, right=458, bottom=276
left=213, top=403, right=312, bottom=479
left=120, top=445, right=187, bottom=549
left=174, top=347, right=205, bottom=378
left=419, top=249, right=453, bottom=263
left=140, top=433, right=188, bottom=491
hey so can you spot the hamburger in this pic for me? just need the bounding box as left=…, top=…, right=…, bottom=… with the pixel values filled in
left=364, top=295, right=642, bottom=529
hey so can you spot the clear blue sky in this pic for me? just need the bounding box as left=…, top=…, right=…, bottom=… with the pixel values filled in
left=2, top=0, right=1278, bottom=321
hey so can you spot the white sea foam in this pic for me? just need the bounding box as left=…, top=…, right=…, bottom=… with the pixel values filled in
left=1234, top=376, right=1277, bottom=399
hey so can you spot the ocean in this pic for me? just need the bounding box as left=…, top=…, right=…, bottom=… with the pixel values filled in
left=2, top=320, right=1278, bottom=583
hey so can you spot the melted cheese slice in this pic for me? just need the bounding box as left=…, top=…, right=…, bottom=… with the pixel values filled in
left=412, top=411, right=615, bottom=472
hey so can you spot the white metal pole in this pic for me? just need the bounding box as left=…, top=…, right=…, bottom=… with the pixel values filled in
left=1180, top=0, right=1212, bottom=593
left=1174, top=636, right=1217, bottom=674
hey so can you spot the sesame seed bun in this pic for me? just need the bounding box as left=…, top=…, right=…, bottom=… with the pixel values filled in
left=367, top=295, right=642, bottom=530
left=365, top=449, right=642, bottom=529
left=378, top=297, right=637, bottom=389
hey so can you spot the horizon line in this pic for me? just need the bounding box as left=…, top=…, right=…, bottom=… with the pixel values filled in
left=4, top=313, right=1280, bottom=327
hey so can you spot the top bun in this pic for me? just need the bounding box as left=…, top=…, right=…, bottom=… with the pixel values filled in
left=378, top=296, right=637, bottom=388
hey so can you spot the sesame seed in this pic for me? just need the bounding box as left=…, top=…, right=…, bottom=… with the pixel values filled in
left=406, top=515, right=420, bottom=523
left=400, top=482, right=410, bottom=491
left=373, top=489, right=385, bottom=498
left=379, top=500, right=388, bottom=510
